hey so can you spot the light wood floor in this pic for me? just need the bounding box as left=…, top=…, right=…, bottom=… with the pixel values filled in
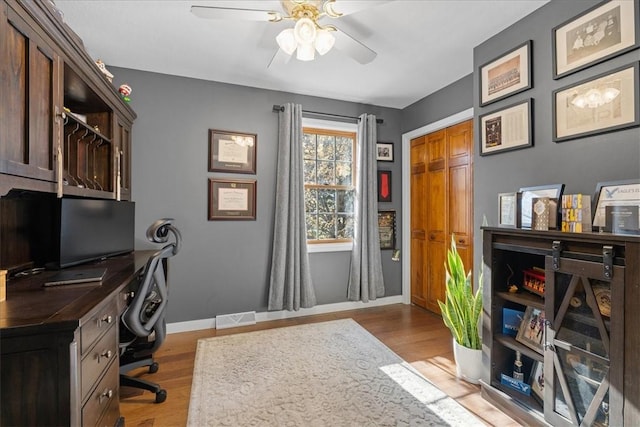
left=120, top=303, right=520, bottom=426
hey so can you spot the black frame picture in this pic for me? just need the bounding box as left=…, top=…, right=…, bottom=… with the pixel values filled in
left=519, top=184, right=565, bottom=229
left=377, top=170, right=392, bottom=203
left=208, top=178, right=257, bottom=220
left=208, top=129, right=257, bottom=174
left=377, top=210, right=396, bottom=250
left=376, top=142, right=394, bottom=162
left=479, top=40, right=533, bottom=106
left=479, top=99, right=533, bottom=156
left=592, top=178, right=640, bottom=229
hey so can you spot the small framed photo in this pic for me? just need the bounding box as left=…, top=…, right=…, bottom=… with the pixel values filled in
left=592, top=179, right=640, bottom=229
left=479, top=40, right=532, bottom=106
left=553, top=62, right=639, bottom=142
left=376, top=142, right=394, bottom=162
left=552, top=0, right=640, bottom=79
left=208, top=129, right=257, bottom=174
left=479, top=99, right=533, bottom=156
left=530, top=361, right=545, bottom=403
left=516, top=306, right=545, bottom=354
left=208, top=178, right=256, bottom=220
left=519, top=184, right=565, bottom=229
left=377, top=210, right=396, bottom=250
left=377, top=170, right=392, bottom=203
left=498, top=192, right=520, bottom=227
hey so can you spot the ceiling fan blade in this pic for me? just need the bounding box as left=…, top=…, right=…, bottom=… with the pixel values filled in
left=328, top=0, right=392, bottom=17
left=333, top=27, right=377, bottom=64
left=267, top=48, right=293, bottom=68
left=190, top=5, right=276, bottom=21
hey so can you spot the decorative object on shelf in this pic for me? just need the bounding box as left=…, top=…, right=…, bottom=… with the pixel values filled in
left=530, top=361, right=544, bottom=403
left=553, top=62, right=639, bottom=142
left=208, top=178, right=256, bottom=220
left=552, top=0, right=639, bottom=79
left=498, top=192, right=520, bottom=228
left=377, top=170, right=392, bottom=202
left=523, top=268, right=545, bottom=296
left=502, top=307, right=525, bottom=337
left=500, top=372, right=531, bottom=396
left=479, top=40, right=532, bottom=106
left=605, top=205, right=640, bottom=234
left=438, top=235, right=483, bottom=384
left=376, top=142, right=393, bottom=162
left=118, top=84, right=132, bottom=103
left=479, top=99, right=533, bottom=156
left=592, top=284, right=611, bottom=317
left=513, top=351, right=525, bottom=381
left=561, top=194, right=592, bottom=233
left=95, top=59, right=114, bottom=82
left=532, top=197, right=551, bottom=230
left=515, top=306, right=545, bottom=354
left=592, top=179, right=640, bottom=230
left=377, top=210, right=396, bottom=250
left=208, top=129, right=257, bottom=174
left=519, top=183, right=564, bottom=229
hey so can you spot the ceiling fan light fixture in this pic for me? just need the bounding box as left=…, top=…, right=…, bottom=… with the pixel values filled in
left=276, top=28, right=297, bottom=55
left=296, top=42, right=316, bottom=61
left=294, top=17, right=317, bottom=45
left=314, top=29, right=335, bottom=55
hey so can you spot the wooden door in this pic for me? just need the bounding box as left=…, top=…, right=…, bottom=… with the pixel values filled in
left=410, top=120, right=473, bottom=314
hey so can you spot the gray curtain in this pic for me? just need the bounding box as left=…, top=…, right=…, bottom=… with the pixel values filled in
left=348, top=113, right=385, bottom=302
left=268, top=103, right=316, bottom=311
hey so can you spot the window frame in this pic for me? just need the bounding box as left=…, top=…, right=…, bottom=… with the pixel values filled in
left=302, top=118, right=357, bottom=250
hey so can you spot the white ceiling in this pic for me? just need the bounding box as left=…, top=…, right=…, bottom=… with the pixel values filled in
left=54, top=0, right=549, bottom=109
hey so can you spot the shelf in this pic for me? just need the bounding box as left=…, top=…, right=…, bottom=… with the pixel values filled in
left=497, top=291, right=545, bottom=310
left=491, top=379, right=544, bottom=414
left=495, top=334, right=544, bottom=362
left=493, top=242, right=550, bottom=256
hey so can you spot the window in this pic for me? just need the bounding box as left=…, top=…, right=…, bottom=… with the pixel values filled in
left=303, top=124, right=356, bottom=245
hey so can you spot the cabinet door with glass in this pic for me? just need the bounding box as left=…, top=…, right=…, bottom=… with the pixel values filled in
left=544, top=253, right=624, bottom=427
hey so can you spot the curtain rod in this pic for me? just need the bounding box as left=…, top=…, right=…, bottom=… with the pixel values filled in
left=272, top=105, right=384, bottom=124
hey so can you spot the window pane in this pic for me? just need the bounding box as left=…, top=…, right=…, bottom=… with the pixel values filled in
left=316, top=161, right=335, bottom=185
left=304, top=160, right=317, bottom=184
left=317, top=189, right=336, bottom=213
left=303, top=133, right=316, bottom=159
left=337, top=214, right=354, bottom=239
left=306, top=214, right=318, bottom=240
left=335, top=136, right=353, bottom=161
left=336, top=161, right=352, bottom=186
left=305, top=188, right=317, bottom=213
left=318, top=214, right=336, bottom=239
left=317, top=135, right=335, bottom=160
left=336, top=190, right=354, bottom=213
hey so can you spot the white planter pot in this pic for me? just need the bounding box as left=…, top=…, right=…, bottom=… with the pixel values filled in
left=452, top=339, right=483, bottom=384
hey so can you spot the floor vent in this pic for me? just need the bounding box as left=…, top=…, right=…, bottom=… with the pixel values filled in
left=215, top=311, right=257, bottom=329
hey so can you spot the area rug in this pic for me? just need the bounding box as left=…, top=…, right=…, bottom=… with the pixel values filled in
left=187, top=318, right=483, bottom=426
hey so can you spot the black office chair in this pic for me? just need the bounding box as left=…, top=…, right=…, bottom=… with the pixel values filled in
left=119, top=218, right=181, bottom=403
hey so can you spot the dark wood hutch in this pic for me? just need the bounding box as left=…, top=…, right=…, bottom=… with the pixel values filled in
left=1, top=1, right=138, bottom=425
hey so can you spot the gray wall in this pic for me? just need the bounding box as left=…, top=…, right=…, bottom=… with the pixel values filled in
left=473, top=0, right=640, bottom=270
left=110, top=67, right=402, bottom=323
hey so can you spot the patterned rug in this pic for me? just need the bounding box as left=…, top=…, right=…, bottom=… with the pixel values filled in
left=187, top=318, right=483, bottom=426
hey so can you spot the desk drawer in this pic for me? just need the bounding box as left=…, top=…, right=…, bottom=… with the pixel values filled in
left=82, top=356, right=119, bottom=427
left=82, top=324, right=117, bottom=400
left=82, top=298, right=118, bottom=355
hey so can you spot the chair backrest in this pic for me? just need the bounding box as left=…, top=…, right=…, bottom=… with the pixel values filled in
left=121, top=219, right=181, bottom=338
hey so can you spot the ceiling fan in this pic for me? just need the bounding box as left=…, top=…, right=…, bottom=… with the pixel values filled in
left=190, top=0, right=380, bottom=65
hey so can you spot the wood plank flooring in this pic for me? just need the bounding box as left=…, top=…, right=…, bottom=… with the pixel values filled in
left=120, top=303, right=520, bottom=426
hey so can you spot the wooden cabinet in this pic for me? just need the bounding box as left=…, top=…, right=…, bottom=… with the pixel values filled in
left=481, top=227, right=640, bottom=426
left=0, top=251, right=152, bottom=426
left=0, top=0, right=135, bottom=200
left=410, top=120, right=473, bottom=313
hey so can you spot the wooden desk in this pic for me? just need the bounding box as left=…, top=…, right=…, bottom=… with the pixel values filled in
left=0, top=251, right=154, bottom=426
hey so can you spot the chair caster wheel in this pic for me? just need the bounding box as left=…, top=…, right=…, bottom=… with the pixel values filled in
left=149, top=362, right=159, bottom=374
left=155, top=389, right=167, bottom=403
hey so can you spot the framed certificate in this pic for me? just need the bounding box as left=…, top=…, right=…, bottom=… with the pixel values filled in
left=208, top=178, right=256, bottom=220
left=208, top=129, right=257, bottom=174
left=592, top=179, right=640, bottom=229
left=498, top=192, right=519, bottom=227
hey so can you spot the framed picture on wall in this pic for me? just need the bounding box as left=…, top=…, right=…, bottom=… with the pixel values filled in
left=479, top=40, right=532, bottom=106
left=377, top=210, right=396, bottom=250
left=553, top=62, right=639, bottom=142
left=208, top=129, right=257, bottom=174
left=479, top=99, right=533, bottom=156
left=377, top=170, right=392, bottom=202
left=376, top=142, right=394, bottom=162
left=552, top=0, right=640, bottom=79
left=208, top=178, right=256, bottom=220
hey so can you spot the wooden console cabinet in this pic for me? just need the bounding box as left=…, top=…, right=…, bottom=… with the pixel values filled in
left=481, top=227, right=640, bottom=426
left=0, top=0, right=136, bottom=200
left=0, top=252, right=152, bottom=426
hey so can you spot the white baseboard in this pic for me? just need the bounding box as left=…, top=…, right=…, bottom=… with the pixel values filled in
left=166, top=295, right=405, bottom=334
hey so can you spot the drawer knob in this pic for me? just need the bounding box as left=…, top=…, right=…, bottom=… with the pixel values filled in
left=101, top=315, right=113, bottom=324
left=99, top=350, right=113, bottom=361
left=99, top=388, right=114, bottom=403
left=123, top=291, right=135, bottom=300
